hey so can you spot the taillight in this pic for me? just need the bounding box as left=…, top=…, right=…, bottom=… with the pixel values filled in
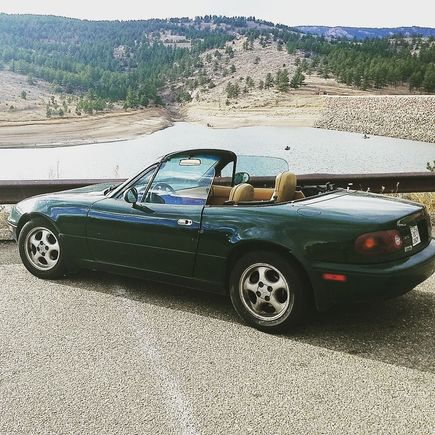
left=322, top=273, right=347, bottom=282
left=355, top=230, right=403, bottom=256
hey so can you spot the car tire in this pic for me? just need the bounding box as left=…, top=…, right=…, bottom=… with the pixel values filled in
left=229, top=250, right=308, bottom=333
left=18, top=217, right=66, bottom=279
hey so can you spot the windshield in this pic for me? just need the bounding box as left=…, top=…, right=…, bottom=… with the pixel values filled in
left=144, top=154, right=218, bottom=206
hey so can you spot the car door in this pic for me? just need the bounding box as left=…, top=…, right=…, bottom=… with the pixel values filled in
left=86, top=153, right=217, bottom=278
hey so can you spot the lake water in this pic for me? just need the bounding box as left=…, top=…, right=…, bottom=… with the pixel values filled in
left=0, top=123, right=433, bottom=180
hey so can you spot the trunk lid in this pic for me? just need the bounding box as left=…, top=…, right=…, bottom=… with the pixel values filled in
left=299, top=190, right=422, bottom=223
left=298, top=190, right=431, bottom=261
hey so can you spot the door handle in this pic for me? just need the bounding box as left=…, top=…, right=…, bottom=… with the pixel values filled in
left=177, top=219, right=193, bottom=226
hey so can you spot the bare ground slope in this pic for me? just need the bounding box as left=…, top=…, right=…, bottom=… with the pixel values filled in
left=0, top=71, right=171, bottom=147
left=0, top=109, right=172, bottom=148
left=181, top=39, right=422, bottom=132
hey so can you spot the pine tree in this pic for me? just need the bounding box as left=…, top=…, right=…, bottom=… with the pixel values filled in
left=423, top=66, right=435, bottom=92
left=290, top=68, right=305, bottom=89
left=124, top=87, right=137, bottom=109
left=225, top=81, right=240, bottom=99
left=246, top=76, right=255, bottom=89
left=265, top=73, right=274, bottom=89
left=276, top=69, right=290, bottom=92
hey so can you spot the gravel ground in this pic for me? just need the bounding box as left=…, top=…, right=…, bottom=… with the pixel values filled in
left=0, top=241, right=434, bottom=434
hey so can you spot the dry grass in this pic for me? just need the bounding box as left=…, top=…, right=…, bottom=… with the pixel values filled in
left=397, top=192, right=435, bottom=226
left=406, top=192, right=435, bottom=213
left=387, top=192, right=435, bottom=225
left=0, top=205, right=11, bottom=239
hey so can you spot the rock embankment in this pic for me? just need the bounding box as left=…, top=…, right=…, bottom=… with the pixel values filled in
left=315, top=96, right=435, bottom=143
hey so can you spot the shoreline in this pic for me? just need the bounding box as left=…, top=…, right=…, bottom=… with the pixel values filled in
left=0, top=108, right=172, bottom=149
left=0, top=135, right=150, bottom=150
left=0, top=95, right=434, bottom=148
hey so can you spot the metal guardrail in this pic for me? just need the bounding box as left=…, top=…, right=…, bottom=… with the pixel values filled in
left=0, top=173, right=434, bottom=204
left=0, top=179, right=121, bottom=204
left=245, top=173, right=435, bottom=193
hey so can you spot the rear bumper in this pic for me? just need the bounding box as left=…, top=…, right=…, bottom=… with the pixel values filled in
left=310, top=239, right=435, bottom=310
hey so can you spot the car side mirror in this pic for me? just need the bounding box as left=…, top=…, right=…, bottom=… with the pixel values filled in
left=123, top=187, right=138, bottom=204
left=234, top=172, right=250, bottom=185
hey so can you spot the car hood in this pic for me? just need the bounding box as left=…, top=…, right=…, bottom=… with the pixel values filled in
left=296, top=190, right=423, bottom=223
left=13, top=183, right=114, bottom=217
left=57, top=182, right=117, bottom=196
left=29, top=182, right=115, bottom=202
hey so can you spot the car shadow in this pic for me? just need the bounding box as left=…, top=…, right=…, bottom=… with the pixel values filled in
left=60, top=269, right=435, bottom=374
left=289, top=292, right=435, bottom=373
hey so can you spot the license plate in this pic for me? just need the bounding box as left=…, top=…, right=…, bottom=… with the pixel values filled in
left=410, top=225, right=421, bottom=246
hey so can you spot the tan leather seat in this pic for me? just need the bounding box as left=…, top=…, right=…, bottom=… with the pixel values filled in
left=271, top=171, right=297, bottom=202
left=253, top=187, right=274, bottom=201
left=208, top=185, right=232, bottom=205
left=228, top=183, right=254, bottom=204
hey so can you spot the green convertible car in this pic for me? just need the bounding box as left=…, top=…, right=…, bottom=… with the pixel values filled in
left=8, top=149, right=435, bottom=332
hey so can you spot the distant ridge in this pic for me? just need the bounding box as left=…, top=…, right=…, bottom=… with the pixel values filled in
left=295, top=26, right=435, bottom=40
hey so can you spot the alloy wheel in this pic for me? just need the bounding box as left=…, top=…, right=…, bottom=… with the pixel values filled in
left=24, top=227, right=61, bottom=271
left=239, top=262, right=294, bottom=321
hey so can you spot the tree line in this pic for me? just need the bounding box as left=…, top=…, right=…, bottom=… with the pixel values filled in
left=0, top=13, right=433, bottom=109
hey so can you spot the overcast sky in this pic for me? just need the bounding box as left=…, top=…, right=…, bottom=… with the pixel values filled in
left=1, top=0, right=434, bottom=28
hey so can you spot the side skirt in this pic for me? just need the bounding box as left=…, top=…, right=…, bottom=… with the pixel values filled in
left=78, top=259, right=226, bottom=295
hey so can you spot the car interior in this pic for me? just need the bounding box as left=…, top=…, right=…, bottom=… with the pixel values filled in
left=207, top=171, right=306, bottom=206
left=118, top=152, right=308, bottom=207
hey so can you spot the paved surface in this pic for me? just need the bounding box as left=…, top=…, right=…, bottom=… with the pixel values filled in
left=0, top=241, right=434, bottom=434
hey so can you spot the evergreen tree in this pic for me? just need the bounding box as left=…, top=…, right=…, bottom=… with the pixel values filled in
left=226, top=81, right=240, bottom=99
left=246, top=76, right=255, bottom=89
left=290, top=68, right=305, bottom=89
left=276, top=69, right=290, bottom=92
left=423, top=66, right=435, bottom=92
left=265, top=73, right=274, bottom=89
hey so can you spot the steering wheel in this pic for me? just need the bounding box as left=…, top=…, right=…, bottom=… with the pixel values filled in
left=153, top=182, right=175, bottom=194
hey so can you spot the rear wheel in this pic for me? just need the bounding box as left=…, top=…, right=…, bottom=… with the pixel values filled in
left=229, top=251, right=308, bottom=332
left=18, top=218, right=66, bottom=279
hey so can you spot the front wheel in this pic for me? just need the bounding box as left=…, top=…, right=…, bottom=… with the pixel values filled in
left=229, top=251, right=308, bottom=333
left=18, top=218, right=66, bottom=279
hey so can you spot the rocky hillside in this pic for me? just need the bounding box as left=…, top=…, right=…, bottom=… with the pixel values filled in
left=172, top=37, right=413, bottom=123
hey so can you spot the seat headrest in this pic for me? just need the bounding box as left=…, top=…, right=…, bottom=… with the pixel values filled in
left=272, top=171, right=297, bottom=202
left=229, top=183, right=254, bottom=204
